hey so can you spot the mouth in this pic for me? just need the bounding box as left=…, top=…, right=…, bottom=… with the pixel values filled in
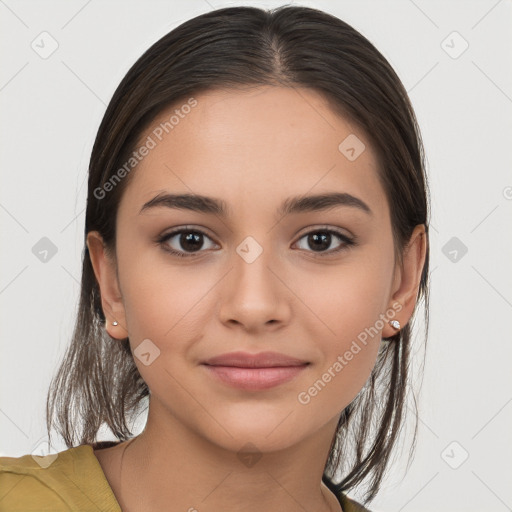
left=201, top=351, right=310, bottom=391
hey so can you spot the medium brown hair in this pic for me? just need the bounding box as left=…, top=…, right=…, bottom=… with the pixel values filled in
left=46, top=5, right=430, bottom=504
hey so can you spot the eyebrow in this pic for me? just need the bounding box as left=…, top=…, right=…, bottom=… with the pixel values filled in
left=139, top=191, right=372, bottom=217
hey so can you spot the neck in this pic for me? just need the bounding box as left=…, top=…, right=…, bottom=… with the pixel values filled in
left=110, top=399, right=342, bottom=512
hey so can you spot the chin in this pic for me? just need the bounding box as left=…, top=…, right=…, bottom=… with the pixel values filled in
left=202, top=407, right=311, bottom=454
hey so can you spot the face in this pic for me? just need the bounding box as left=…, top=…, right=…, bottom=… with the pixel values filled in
left=89, top=86, right=416, bottom=454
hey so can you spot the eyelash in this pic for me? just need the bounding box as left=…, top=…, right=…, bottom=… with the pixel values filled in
left=156, top=226, right=357, bottom=259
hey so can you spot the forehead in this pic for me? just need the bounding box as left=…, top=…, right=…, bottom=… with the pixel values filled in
left=118, top=86, right=388, bottom=220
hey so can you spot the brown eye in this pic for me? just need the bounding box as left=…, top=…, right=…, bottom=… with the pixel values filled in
left=158, top=228, right=218, bottom=258
left=294, top=229, right=355, bottom=255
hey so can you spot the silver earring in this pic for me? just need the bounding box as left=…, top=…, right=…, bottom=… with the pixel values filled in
left=112, top=321, right=118, bottom=326
left=389, top=320, right=400, bottom=330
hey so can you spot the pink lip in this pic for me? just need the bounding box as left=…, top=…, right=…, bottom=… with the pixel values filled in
left=201, top=351, right=309, bottom=391
left=202, top=351, right=308, bottom=367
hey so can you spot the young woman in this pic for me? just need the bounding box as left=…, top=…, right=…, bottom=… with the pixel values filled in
left=0, top=5, right=429, bottom=511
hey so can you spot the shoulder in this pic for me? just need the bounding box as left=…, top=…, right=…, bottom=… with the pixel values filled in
left=0, top=445, right=121, bottom=511
left=339, top=492, right=372, bottom=512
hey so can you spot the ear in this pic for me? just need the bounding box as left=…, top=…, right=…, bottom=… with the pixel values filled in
left=86, top=231, right=128, bottom=339
left=382, top=224, right=427, bottom=338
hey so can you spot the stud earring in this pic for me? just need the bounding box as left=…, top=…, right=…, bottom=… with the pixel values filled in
left=389, top=320, right=400, bottom=330
left=112, top=321, right=118, bottom=326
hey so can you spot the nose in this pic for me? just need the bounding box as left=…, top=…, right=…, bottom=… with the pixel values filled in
left=217, top=238, right=292, bottom=332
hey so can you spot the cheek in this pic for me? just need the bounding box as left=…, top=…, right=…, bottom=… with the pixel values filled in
left=117, top=238, right=215, bottom=340
left=294, top=253, right=393, bottom=406
left=302, top=248, right=392, bottom=337
left=118, top=258, right=216, bottom=401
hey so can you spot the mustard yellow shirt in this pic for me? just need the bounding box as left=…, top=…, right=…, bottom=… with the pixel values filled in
left=0, top=443, right=369, bottom=511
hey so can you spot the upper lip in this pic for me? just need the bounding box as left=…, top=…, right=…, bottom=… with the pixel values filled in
left=202, top=351, right=309, bottom=368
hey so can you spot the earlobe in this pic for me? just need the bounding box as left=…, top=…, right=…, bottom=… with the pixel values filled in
left=383, top=224, right=427, bottom=339
left=86, top=231, right=128, bottom=339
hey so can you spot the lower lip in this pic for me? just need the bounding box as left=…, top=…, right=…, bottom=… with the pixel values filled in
left=202, top=365, right=308, bottom=391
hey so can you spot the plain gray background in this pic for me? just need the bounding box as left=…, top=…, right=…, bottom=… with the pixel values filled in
left=1, top=1, right=511, bottom=511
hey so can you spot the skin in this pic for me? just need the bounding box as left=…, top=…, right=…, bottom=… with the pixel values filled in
left=87, top=85, right=427, bottom=512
